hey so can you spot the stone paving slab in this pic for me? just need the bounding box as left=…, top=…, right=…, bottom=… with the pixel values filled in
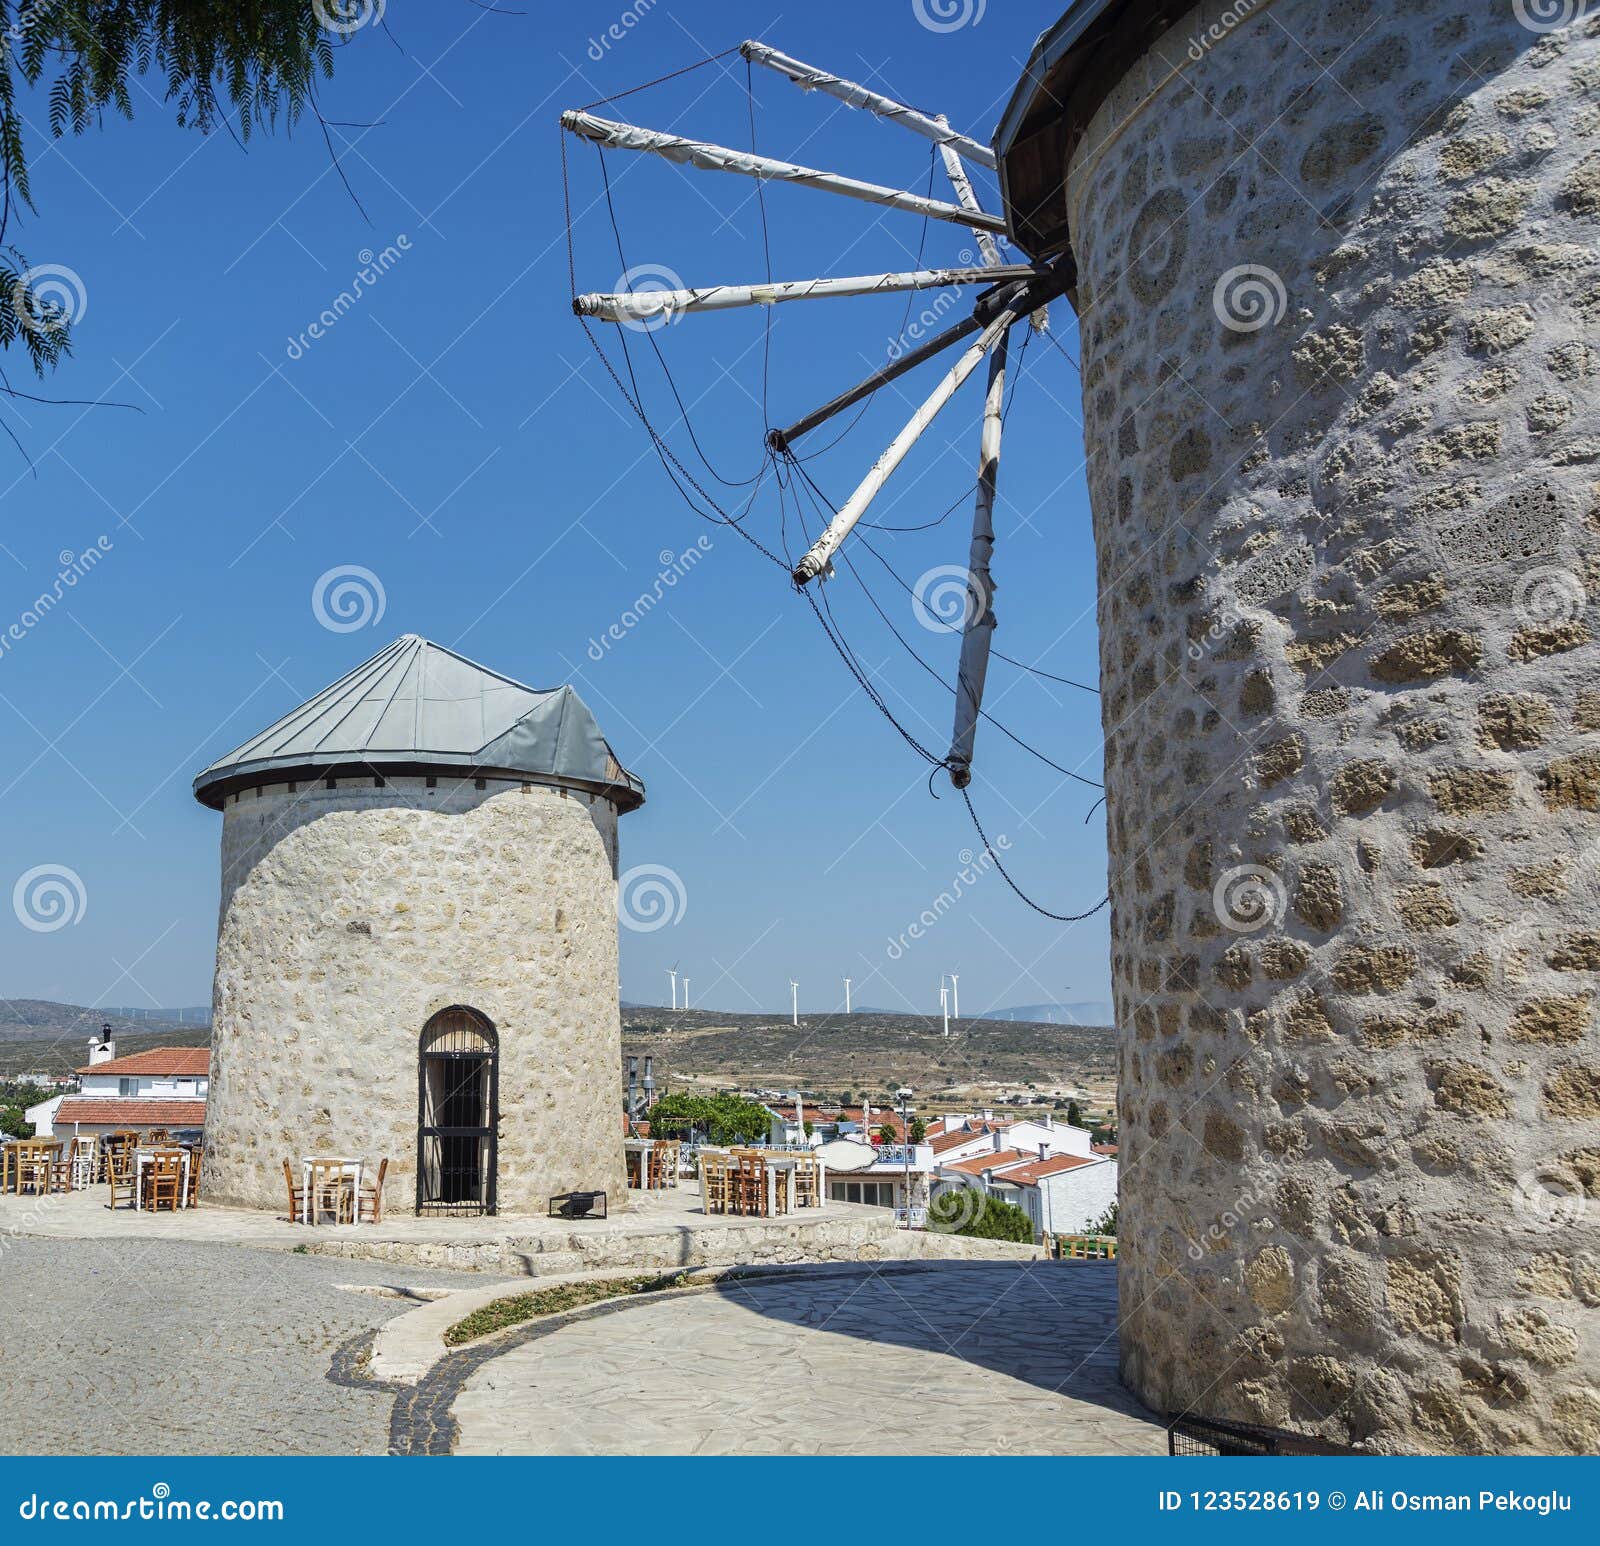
left=0, top=1237, right=484, bottom=1455
left=447, top=1261, right=1163, bottom=1456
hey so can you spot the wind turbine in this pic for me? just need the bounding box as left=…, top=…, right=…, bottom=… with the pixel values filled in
left=681, top=976, right=690, bottom=1009
left=667, top=964, right=679, bottom=1011
left=940, top=983, right=950, bottom=1038
left=843, top=977, right=852, bottom=1014
left=949, top=972, right=960, bottom=1021
left=790, top=981, right=800, bottom=1027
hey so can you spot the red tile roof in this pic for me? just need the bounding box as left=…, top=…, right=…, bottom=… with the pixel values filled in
left=53, top=1098, right=206, bottom=1126
left=929, top=1126, right=998, bottom=1155
left=74, top=1047, right=210, bottom=1077
left=989, top=1153, right=1101, bottom=1186
left=1092, top=1142, right=1119, bottom=1156
left=940, top=1148, right=1032, bottom=1177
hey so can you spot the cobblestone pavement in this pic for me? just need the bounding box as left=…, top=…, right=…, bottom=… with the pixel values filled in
left=0, top=1238, right=483, bottom=1455
left=449, top=1262, right=1164, bottom=1455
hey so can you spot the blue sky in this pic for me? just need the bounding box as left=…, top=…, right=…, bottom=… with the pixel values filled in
left=0, top=0, right=1111, bottom=1021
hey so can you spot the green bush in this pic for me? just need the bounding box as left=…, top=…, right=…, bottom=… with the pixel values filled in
left=645, top=1091, right=771, bottom=1147
left=926, top=1187, right=1034, bottom=1243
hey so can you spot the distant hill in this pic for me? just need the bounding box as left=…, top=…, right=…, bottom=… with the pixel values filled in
left=621, top=1005, right=1116, bottom=1098
left=981, top=1002, right=1115, bottom=1027
left=0, top=1000, right=205, bottom=1044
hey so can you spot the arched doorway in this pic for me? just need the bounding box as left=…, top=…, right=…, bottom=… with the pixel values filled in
left=417, top=1006, right=498, bottom=1216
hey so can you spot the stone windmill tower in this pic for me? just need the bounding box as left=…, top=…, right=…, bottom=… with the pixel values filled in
left=993, top=2, right=1600, bottom=1451
left=193, top=635, right=644, bottom=1216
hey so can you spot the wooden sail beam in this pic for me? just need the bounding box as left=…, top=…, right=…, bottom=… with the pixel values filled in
left=573, top=264, right=1037, bottom=324
left=937, top=131, right=1003, bottom=269
left=559, top=110, right=1007, bottom=234
left=739, top=41, right=996, bottom=170
left=947, top=327, right=1008, bottom=788
left=792, top=310, right=1016, bottom=585
left=768, top=261, right=1070, bottom=451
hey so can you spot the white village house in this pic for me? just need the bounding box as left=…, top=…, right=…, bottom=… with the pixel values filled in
left=928, top=1114, right=1117, bottom=1241
left=31, top=1035, right=209, bottom=1142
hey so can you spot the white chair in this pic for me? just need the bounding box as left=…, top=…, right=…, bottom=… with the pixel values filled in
left=69, top=1137, right=97, bottom=1191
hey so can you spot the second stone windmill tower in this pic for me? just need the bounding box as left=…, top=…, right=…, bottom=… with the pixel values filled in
left=193, top=634, right=644, bottom=1217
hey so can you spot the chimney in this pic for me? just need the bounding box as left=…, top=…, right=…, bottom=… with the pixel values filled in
left=626, top=1055, right=638, bottom=1119
left=642, top=1055, right=655, bottom=1106
left=1039, top=1143, right=1049, bottom=1162
left=88, top=1026, right=116, bottom=1065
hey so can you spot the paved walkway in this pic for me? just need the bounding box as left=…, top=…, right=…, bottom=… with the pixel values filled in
left=449, top=1262, right=1163, bottom=1455
left=0, top=1237, right=482, bottom=1455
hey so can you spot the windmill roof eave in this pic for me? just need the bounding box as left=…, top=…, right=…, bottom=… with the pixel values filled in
left=192, top=635, right=645, bottom=813
left=993, top=0, right=1173, bottom=264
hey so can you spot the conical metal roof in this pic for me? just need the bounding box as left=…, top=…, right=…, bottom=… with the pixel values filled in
left=193, top=634, right=644, bottom=812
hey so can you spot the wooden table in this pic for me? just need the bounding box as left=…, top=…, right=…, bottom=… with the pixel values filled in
left=300, top=1156, right=363, bottom=1224
left=134, top=1148, right=192, bottom=1210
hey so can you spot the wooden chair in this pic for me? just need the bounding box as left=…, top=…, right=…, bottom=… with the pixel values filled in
left=142, top=1150, right=185, bottom=1212
left=184, top=1145, right=202, bottom=1208
left=102, top=1131, right=139, bottom=1183
left=653, top=1140, right=681, bottom=1188
left=733, top=1153, right=767, bottom=1216
left=147, top=1129, right=171, bottom=1145
left=307, top=1158, right=353, bottom=1225
left=792, top=1157, right=820, bottom=1209
left=18, top=1145, right=55, bottom=1196
left=357, top=1158, right=387, bottom=1223
left=700, top=1154, right=733, bottom=1215
left=282, top=1159, right=306, bottom=1224
left=106, top=1147, right=137, bottom=1210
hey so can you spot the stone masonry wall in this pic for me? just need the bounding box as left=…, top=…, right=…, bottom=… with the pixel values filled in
left=1066, top=0, right=1600, bottom=1451
left=204, top=775, right=628, bottom=1214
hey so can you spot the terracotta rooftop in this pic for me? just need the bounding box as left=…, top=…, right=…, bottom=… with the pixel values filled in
left=940, top=1148, right=1033, bottom=1177
left=990, top=1153, right=1101, bottom=1186
left=74, top=1047, right=210, bottom=1077
left=53, top=1097, right=206, bottom=1127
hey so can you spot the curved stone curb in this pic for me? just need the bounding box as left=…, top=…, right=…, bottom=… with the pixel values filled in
left=331, top=1259, right=1065, bottom=1455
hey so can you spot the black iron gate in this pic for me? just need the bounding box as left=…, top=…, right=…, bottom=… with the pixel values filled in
left=416, top=1006, right=498, bottom=1216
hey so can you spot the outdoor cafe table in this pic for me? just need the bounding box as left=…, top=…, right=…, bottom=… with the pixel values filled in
left=623, top=1137, right=663, bottom=1189
left=699, top=1152, right=827, bottom=1218
left=133, top=1147, right=193, bottom=1210
left=2, top=1139, right=63, bottom=1195
left=300, top=1156, right=363, bottom=1224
